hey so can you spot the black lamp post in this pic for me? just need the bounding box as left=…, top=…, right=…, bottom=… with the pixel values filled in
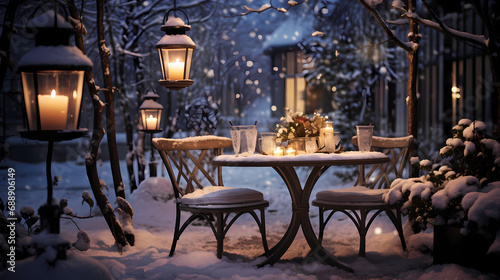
left=17, top=8, right=92, bottom=240
left=156, top=2, right=196, bottom=90
left=139, top=90, right=163, bottom=177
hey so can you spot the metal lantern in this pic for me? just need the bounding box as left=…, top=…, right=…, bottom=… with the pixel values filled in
left=156, top=9, right=196, bottom=90
left=17, top=11, right=92, bottom=135
left=139, top=98, right=163, bottom=132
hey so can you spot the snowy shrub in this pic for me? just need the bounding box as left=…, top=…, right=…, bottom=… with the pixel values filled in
left=384, top=120, right=500, bottom=252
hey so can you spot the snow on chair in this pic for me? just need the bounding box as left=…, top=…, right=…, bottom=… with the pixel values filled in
left=312, top=135, right=413, bottom=257
left=153, top=136, right=269, bottom=259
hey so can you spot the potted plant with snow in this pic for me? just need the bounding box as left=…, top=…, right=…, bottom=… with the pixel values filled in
left=383, top=119, right=500, bottom=272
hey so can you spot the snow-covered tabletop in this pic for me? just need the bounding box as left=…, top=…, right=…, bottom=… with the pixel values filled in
left=213, top=151, right=389, bottom=167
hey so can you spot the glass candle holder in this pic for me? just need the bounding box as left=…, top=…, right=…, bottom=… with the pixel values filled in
left=320, top=121, right=334, bottom=152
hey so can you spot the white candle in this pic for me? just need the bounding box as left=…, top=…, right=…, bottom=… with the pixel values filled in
left=273, top=146, right=284, bottom=157
left=168, top=59, right=185, bottom=80
left=146, top=115, right=158, bottom=130
left=320, top=126, right=334, bottom=151
left=286, top=147, right=296, bottom=156
left=37, top=89, right=68, bottom=130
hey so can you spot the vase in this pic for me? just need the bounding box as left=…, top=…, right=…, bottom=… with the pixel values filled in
left=433, top=224, right=498, bottom=272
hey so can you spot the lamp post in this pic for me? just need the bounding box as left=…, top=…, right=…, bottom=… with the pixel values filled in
left=156, top=2, right=196, bottom=90
left=17, top=8, right=92, bottom=242
left=139, top=90, right=163, bottom=177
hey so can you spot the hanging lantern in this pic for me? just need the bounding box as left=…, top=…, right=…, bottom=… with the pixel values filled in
left=156, top=9, right=196, bottom=90
left=17, top=10, right=92, bottom=136
left=139, top=98, right=163, bottom=132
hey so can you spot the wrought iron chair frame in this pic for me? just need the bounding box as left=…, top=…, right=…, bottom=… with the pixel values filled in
left=312, top=135, right=413, bottom=257
left=153, top=136, right=269, bottom=259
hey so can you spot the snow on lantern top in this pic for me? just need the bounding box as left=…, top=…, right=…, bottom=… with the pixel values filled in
left=162, top=16, right=191, bottom=31
left=17, top=10, right=92, bottom=72
left=140, top=99, right=164, bottom=110
left=143, top=90, right=160, bottom=101
left=17, top=46, right=92, bottom=71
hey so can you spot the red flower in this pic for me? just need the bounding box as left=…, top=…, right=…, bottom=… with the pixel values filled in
left=296, top=117, right=308, bottom=124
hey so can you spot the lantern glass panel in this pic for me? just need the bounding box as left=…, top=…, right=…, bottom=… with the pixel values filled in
left=141, top=109, right=162, bottom=131
left=21, top=70, right=85, bottom=131
left=158, top=48, right=193, bottom=80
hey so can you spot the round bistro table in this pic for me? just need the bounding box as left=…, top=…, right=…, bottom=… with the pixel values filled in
left=213, top=151, right=390, bottom=272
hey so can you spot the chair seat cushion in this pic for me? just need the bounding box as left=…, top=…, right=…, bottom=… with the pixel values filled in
left=181, top=186, right=264, bottom=205
left=315, top=186, right=388, bottom=204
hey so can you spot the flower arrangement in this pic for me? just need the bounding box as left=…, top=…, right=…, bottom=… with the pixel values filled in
left=383, top=119, right=500, bottom=248
left=275, top=108, right=328, bottom=142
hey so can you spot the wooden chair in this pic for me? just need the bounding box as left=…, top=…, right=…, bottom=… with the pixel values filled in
left=153, top=136, right=269, bottom=259
left=312, top=135, right=413, bottom=257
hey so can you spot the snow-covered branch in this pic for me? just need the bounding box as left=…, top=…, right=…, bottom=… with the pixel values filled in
left=219, top=0, right=303, bottom=17
left=411, top=0, right=488, bottom=50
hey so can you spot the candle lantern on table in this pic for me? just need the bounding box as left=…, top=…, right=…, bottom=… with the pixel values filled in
left=319, top=121, right=335, bottom=152
left=156, top=3, right=196, bottom=90
left=139, top=90, right=163, bottom=177
left=274, top=146, right=284, bottom=157
left=17, top=6, right=92, bottom=261
left=286, top=147, right=297, bottom=156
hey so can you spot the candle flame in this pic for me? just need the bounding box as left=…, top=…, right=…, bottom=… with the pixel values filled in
left=148, top=115, right=154, bottom=119
left=73, top=90, right=77, bottom=99
left=176, top=58, right=180, bottom=63
left=51, top=89, right=56, bottom=98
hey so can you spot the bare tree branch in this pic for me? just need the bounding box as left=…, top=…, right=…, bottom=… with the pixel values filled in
left=416, top=0, right=488, bottom=50
left=335, top=38, right=391, bottom=64
left=356, top=0, right=413, bottom=53
left=218, top=0, right=303, bottom=17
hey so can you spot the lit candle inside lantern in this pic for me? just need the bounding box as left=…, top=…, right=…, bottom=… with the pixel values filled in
left=146, top=115, right=158, bottom=130
left=286, top=147, right=296, bottom=156
left=273, top=146, right=284, bottom=157
left=168, top=58, right=185, bottom=80
left=37, top=89, right=68, bottom=130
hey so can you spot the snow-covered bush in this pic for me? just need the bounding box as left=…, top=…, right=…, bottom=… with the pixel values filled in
left=383, top=119, right=500, bottom=253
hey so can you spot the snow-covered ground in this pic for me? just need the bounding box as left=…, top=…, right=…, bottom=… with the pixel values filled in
left=1, top=156, right=498, bottom=280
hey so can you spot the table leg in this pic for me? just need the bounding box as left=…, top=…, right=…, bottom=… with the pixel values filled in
left=258, top=166, right=302, bottom=267
left=301, top=166, right=353, bottom=272
left=259, top=166, right=352, bottom=272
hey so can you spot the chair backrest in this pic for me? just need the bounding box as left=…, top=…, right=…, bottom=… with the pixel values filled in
left=152, top=136, right=233, bottom=199
left=352, top=135, right=413, bottom=189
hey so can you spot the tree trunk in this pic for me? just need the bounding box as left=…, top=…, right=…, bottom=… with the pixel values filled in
left=407, top=0, right=420, bottom=177
left=67, top=0, right=128, bottom=249
left=84, top=88, right=129, bottom=250
left=490, top=0, right=500, bottom=136
left=97, top=0, right=126, bottom=199
left=122, top=98, right=137, bottom=192
left=107, top=12, right=138, bottom=193
left=0, top=0, right=24, bottom=91
left=136, top=130, right=146, bottom=184
left=133, top=56, right=146, bottom=186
